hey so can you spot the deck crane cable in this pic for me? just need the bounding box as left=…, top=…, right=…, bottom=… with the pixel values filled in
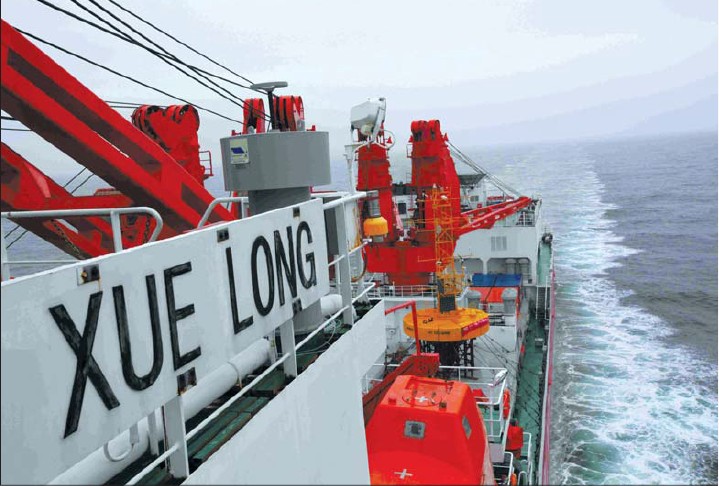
left=102, top=0, right=256, bottom=86
left=59, top=0, right=270, bottom=122
left=14, top=28, right=245, bottom=125
left=76, top=0, right=264, bottom=105
left=29, top=0, right=269, bottom=123
left=447, top=140, right=522, bottom=198
left=2, top=114, right=30, bottom=128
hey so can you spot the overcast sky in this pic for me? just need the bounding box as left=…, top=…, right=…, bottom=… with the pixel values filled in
left=1, top=0, right=717, bottom=173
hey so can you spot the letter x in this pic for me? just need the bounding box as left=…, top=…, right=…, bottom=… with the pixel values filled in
left=49, top=291, right=120, bottom=438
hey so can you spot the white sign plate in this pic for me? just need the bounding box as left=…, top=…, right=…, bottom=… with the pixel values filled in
left=229, top=137, right=250, bottom=165
left=0, top=199, right=328, bottom=484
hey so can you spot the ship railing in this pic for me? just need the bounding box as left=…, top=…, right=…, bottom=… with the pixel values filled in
left=197, top=196, right=246, bottom=228
left=122, top=192, right=373, bottom=483
left=438, top=365, right=509, bottom=442
left=517, top=470, right=529, bottom=486
left=322, top=191, right=374, bottom=325
left=199, top=149, right=213, bottom=178
left=127, top=293, right=376, bottom=484
left=493, top=451, right=516, bottom=486
left=355, top=282, right=437, bottom=299
left=519, top=431, right=533, bottom=484
left=363, top=363, right=399, bottom=393
left=1, top=207, right=163, bottom=281
left=356, top=281, right=475, bottom=300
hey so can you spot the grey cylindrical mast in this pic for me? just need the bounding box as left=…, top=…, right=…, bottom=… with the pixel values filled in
left=219, top=82, right=331, bottom=334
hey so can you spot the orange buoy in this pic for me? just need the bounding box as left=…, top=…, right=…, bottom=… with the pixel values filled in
left=403, top=307, right=490, bottom=342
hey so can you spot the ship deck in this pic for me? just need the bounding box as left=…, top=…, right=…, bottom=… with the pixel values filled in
left=513, top=314, right=547, bottom=477
left=105, top=317, right=360, bottom=485
left=537, top=240, right=552, bottom=287
left=513, top=240, right=553, bottom=478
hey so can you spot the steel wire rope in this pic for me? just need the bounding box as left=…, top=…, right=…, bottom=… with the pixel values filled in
left=478, top=334, right=543, bottom=426
left=14, top=28, right=244, bottom=125
left=88, top=0, right=272, bottom=122
left=296, top=320, right=342, bottom=356
left=102, top=0, right=255, bottom=86
left=63, top=0, right=264, bottom=119
left=477, top=334, right=519, bottom=375
left=31, top=0, right=241, bottom=107
left=91, top=0, right=264, bottom=97
left=31, top=0, right=271, bottom=122
left=448, top=141, right=522, bottom=197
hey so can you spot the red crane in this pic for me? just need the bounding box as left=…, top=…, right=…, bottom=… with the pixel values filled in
left=1, top=21, right=311, bottom=258
left=356, top=118, right=532, bottom=286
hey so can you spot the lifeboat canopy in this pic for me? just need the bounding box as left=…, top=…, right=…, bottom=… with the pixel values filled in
left=365, top=375, right=495, bottom=484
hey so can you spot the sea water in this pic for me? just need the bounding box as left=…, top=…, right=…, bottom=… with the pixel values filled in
left=466, top=132, right=718, bottom=485
left=3, top=131, right=717, bottom=484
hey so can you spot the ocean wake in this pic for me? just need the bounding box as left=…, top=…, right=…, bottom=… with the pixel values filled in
left=547, top=157, right=718, bottom=484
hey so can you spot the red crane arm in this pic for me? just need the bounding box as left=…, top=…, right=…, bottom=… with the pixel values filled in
left=457, top=196, right=534, bottom=235
left=0, top=20, right=231, bottom=236
left=1, top=143, right=120, bottom=257
left=1, top=143, right=172, bottom=256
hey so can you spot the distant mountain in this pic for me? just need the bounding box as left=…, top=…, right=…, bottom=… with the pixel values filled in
left=622, top=94, right=718, bottom=137
left=446, top=75, right=718, bottom=146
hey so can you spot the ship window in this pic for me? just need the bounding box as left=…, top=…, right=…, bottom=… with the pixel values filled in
left=491, top=236, right=507, bottom=252
left=404, top=420, right=426, bottom=439
left=398, top=202, right=407, bottom=215
left=462, top=416, right=472, bottom=439
left=470, top=195, right=479, bottom=202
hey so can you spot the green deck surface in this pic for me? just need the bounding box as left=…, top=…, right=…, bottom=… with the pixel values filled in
left=514, top=314, right=547, bottom=474
left=189, top=396, right=269, bottom=464
left=250, top=368, right=288, bottom=397
left=536, top=241, right=552, bottom=287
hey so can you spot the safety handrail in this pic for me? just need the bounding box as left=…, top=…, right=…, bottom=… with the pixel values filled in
left=2, top=207, right=163, bottom=250
left=197, top=196, right=245, bottom=228
left=1, top=207, right=163, bottom=280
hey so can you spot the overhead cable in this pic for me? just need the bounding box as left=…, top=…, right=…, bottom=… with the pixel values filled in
left=64, top=0, right=259, bottom=115
left=32, top=0, right=270, bottom=121
left=15, top=28, right=244, bottom=125
left=102, top=0, right=255, bottom=85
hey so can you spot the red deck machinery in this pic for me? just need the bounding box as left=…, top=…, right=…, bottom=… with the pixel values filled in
left=356, top=117, right=533, bottom=286
left=0, top=20, right=234, bottom=257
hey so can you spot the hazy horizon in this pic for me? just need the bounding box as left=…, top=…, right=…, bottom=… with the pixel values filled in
left=1, top=0, right=716, bottom=174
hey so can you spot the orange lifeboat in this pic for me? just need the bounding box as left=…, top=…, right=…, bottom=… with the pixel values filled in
left=365, top=375, right=496, bottom=484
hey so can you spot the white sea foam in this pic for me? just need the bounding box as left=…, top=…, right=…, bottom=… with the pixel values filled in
left=485, top=146, right=716, bottom=484
left=542, top=153, right=718, bottom=484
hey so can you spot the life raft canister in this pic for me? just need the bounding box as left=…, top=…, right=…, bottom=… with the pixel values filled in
left=503, top=388, right=511, bottom=419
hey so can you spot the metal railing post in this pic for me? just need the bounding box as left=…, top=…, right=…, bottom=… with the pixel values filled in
left=110, top=210, right=123, bottom=252
left=333, top=204, right=354, bottom=326
left=162, top=395, right=189, bottom=480
left=1, top=225, right=9, bottom=281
